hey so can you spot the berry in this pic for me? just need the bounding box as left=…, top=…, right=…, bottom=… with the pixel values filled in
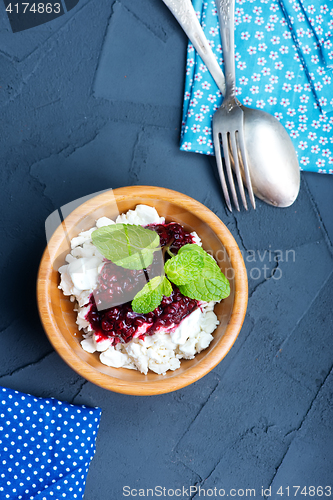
left=85, top=222, right=198, bottom=345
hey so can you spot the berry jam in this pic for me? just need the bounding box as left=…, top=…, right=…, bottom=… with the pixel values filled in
left=92, top=256, right=164, bottom=311
left=147, top=222, right=195, bottom=252
left=86, top=289, right=198, bottom=346
left=85, top=222, right=198, bottom=345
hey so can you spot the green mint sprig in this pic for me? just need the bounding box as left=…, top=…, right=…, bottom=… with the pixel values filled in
left=91, top=223, right=160, bottom=270
left=131, top=276, right=173, bottom=314
left=164, top=248, right=204, bottom=285
left=178, top=254, right=230, bottom=302
left=171, top=244, right=230, bottom=302
left=91, top=225, right=230, bottom=314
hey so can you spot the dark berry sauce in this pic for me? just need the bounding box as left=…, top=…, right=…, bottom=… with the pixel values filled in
left=146, top=222, right=195, bottom=252
left=86, top=289, right=198, bottom=346
left=85, top=222, right=199, bottom=346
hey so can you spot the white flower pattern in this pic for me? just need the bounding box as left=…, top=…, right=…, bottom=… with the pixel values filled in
left=180, top=0, right=333, bottom=173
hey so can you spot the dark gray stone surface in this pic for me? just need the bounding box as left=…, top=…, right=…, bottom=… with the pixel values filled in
left=0, top=0, right=332, bottom=499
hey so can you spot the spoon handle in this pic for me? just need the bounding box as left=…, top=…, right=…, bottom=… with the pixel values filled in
left=162, top=0, right=226, bottom=95
left=215, top=0, right=236, bottom=99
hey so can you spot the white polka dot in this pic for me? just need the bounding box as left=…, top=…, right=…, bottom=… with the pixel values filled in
left=1, top=388, right=100, bottom=499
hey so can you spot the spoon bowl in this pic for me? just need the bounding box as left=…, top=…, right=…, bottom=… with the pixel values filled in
left=239, top=105, right=300, bottom=207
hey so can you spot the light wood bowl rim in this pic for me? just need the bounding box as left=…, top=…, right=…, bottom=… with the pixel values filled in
left=37, top=186, right=248, bottom=395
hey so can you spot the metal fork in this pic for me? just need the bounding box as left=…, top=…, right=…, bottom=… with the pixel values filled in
left=162, top=0, right=255, bottom=211
left=213, top=0, right=255, bottom=211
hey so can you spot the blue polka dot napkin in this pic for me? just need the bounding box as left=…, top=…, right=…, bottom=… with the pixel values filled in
left=180, top=0, right=333, bottom=174
left=0, top=386, right=101, bottom=500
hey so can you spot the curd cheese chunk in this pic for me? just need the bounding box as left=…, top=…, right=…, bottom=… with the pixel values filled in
left=96, top=216, right=115, bottom=228
left=58, top=268, right=75, bottom=296
left=67, top=256, right=103, bottom=291
left=75, top=290, right=92, bottom=308
left=100, top=346, right=130, bottom=368
left=135, top=205, right=164, bottom=225
left=124, top=342, right=149, bottom=375
left=148, top=358, right=180, bottom=375
left=191, top=231, right=202, bottom=246
left=76, top=305, right=91, bottom=330
left=65, top=254, right=76, bottom=264
left=200, top=311, right=219, bottom=335
left=95, top=337, right=113, bottom=352
left=179, top=337, right=197, bottom=359
left=170, top=308, right=202, bottom=345
left=116, top=204, right=164, bottom=225
left=80, top=338, right=96, bottom=354
left=195, top=332, right=214, bottom=352
left=70, top=227, right=97, bottom=249
left=58, top=204, right=222, bottom=376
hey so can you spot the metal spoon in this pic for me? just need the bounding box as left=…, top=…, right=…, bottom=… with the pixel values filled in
left=162, top=0, right=300, bottom=208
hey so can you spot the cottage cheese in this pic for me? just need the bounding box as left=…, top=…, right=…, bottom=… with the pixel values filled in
left=58, top=205, right=220, bottom=375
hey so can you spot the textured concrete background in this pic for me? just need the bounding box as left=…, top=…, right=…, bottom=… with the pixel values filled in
left=0, top=1, right=333, bottom=498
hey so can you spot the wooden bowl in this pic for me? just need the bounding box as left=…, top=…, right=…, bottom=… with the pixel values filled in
left=37, top=186, right=247, bottom=395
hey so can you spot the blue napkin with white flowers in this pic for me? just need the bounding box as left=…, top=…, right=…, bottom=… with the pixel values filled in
left=181, top=0, right=333, bottom=174
left=0, top=386, right=101, bottom=500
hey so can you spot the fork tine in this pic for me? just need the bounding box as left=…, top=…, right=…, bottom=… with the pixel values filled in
left=221, top=132, right=240, bottom=211
left=237, top=128, right=256, bottom=209
left=213, top=131, right=232, bottom=212
left=230, top=133, right=248, bottom=211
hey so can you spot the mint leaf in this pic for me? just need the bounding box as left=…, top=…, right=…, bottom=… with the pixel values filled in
left=164, top=249, right=204, bottom=285
left=159, top=275, right=173, bottom=297
left=177, top=250, right=230, bottom=302
left=178, top=243, right=205, bottom=255
left=178, top=261, right=230, bottom=302
left=91, top=224, right=160, bottom=270
left=132, top=275, right=173, bottom=314
left=168, top=243, right=230, bottom=301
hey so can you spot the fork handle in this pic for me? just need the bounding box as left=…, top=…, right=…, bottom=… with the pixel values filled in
left=162, top=0, right=226, bottom=95
left=215, top=0, right=236, bottom=100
